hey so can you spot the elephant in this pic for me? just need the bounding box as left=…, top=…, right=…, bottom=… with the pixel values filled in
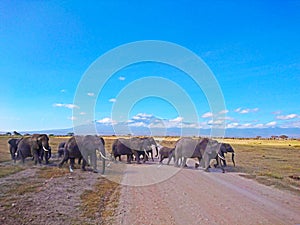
left=57, top=142, right=66, bottom=158
left=57, top=141, right=81, bottom=164
left=16, top=134, right=51, bottom=165
left=115, top=137, right=158, bottom=164
left=159, top=146, right=175, bottom=164
left=213, top=143, right=235, bottom=167
left=174, top=137, right=209, bottom=168
left=112, top=138, right=134, bottom=163
left=59, top=135, right=106, bottom=174
left=8, top=138, right=22, bottom=162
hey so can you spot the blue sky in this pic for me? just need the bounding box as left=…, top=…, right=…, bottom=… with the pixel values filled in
left=1, top=0, right=300, bottom=134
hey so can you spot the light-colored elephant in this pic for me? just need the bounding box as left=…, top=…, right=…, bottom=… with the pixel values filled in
left=59, top=135, right=106, bottom=174
left=175, top=137, right=230, bottom=172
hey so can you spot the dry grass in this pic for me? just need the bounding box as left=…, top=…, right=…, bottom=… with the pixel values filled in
left=80, top=177, right=121, bottom=222
left=0, top=164, right=23, bottom=178
left=221, top=139, right=300, bottom=193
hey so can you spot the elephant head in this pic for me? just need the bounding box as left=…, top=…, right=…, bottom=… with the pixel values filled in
left=219, top=143, right=235, bottom=167
left=31, top=134, right=51, bottom=164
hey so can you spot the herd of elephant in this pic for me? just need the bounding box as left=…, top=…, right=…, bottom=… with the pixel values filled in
left=8, top=134, right=106, bottom=174
left=111, top=136, right=235, bottom=173
left=8, top=134, right=235, bottom=174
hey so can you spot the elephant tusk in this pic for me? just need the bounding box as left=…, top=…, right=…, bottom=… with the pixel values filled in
left=218, top=153, right=225, bottom=161
left=43, top=146, right=49, bottom=152
left=99, top=151, right=110, bottom=160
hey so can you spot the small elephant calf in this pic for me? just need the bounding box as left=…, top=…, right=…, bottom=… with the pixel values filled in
left=159, top=146, right=175, bottom=165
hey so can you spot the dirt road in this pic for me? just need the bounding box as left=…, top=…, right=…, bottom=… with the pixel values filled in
left=115, top=163, right=300, bottom=225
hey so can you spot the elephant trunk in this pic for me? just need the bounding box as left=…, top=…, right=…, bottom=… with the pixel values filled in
left=232, top=153, right=235, bottom=167
left=155, top=146, right=159, bottom=158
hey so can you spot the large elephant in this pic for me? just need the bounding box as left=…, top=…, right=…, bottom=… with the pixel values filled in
left=8, top=138, right=22, bottom=162
left=59, top=135, right=106, bottom=174
left=174, top=137, right=209, bottom=167
left=197, top=139, right=225, bottom=172
left=115, top=137, right=158, bottom=164
left=17, top=134, right=51, bottom=165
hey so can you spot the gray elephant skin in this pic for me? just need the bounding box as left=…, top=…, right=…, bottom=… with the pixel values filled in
left=112, top=137, right=158, bottom=164
left=59, top=135, right=106, bottom=174
left=174, top=137, right=208, bottom=168
left=175, top=138, right=235, bottom=172
left=17, top=134, right=51, bottom=165
left=159, top=146, right=175, bottom=164
left=213, top=143, right=235, bottom=167
left=8, top=138, right=22, bottom=162
left=57, top=142, right=66, bottom=158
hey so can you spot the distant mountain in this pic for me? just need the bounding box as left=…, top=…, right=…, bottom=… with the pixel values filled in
left=2, top=123, right=300, bottom=138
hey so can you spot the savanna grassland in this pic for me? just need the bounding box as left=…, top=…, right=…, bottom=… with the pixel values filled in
left=0, top=135, right=299, bottom=224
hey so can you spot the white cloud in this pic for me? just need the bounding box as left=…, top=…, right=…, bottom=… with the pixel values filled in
left=87, top=92, right=95, bottom=97
left=201, top=112, right=213, bottom=118
left=265, top=121, right=277, bottom=127
left=235, top=107, right=259, bottom=114
left=97, top=117, right=117, bottom=125
left=53, top=103, right=79, bottom=109
left=79, top=112, right=86, bottom=115
left=170, top=117, right=183, bottom=122
left=207, top=120, right=224, bottom=125
left=60, top=89, right=66, bottom=93
left=276, top=114, right=298, bottom=120
left=219, top=110, right=229, bottom=114
left=119, top=76, right=126, bottom=81
left=132, top=113, right=153, bottom=120
left=227, top=123, right=239, bottom=128
left=128, top=122, right=148, bottom=127
left=109, top=98, right=117, bottom=103
left=68, top=116, right=77, bottom=121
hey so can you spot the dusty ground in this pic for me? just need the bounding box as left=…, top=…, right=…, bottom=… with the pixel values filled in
left=0, top=136, right=299, bottom=224
left=115, top=163, right=300, bottom=225
left=0, top=161, right=120, bottom=225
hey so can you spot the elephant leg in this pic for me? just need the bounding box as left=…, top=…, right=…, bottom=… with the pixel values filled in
left=44, top=151, right=49, bottom=164
left=216, top=155, right=225, bottom=173
left=181, top=157, right=187, bottom=168
left=70, top=158, right=75, bottom=170
left=58, top=152, right=69, bottom=168
left=203, top=154, right=211, bottom=172
left=82, top=158, right=87, bottom=171
left=134, top=151, right=141, bottom=164
left=40, top=150, right=44, bottom=161
left=127, top=154, right=132, bottom=164
left=91, top=151, right=97, bottom=172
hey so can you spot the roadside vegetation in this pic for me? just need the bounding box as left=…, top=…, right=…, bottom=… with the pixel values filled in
left=0, top=135, right=299, bottom=223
